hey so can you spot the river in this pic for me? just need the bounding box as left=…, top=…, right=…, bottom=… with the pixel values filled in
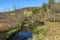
left=8, top=31, right=32, bottom=40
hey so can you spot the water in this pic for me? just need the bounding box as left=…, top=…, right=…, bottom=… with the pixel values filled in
left=9, top=31, right=32, bottom=40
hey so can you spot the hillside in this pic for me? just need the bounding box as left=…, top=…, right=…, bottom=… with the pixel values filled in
left=0, top=7, right=40, bottom=31
left=0, top=0, right=60, bottom=40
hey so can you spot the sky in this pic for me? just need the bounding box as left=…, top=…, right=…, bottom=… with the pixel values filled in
left=0, top=0, right=60, bottom=12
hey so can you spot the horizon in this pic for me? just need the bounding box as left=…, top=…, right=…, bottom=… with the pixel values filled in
left=0, top=0, right=60, bottom=12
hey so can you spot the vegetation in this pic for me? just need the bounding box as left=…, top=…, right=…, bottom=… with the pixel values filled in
left=0, top=0, right=60, bottom=40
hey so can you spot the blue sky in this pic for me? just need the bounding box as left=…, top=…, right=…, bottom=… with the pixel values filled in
left=0, top=0, right=60, bottom=12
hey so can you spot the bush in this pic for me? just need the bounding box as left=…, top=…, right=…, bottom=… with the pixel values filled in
left=32, top=25, right=48, bottom=40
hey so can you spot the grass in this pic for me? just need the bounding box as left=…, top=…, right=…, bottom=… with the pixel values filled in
left=0, top=24, right=21, bottom=40
left=32, top=21, right=60, bottom=40
left=0, top=21, right=60, bottom=40
left=32, top=25, right=48, bottom=40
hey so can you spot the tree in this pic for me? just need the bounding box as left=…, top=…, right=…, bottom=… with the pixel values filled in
left=49, top=0, right=55, bottom=4
left=48, top=0, right=55, bottom=7
left=42, top=2, right=47, bottom=12
left=32, top=9, right=39, bottom=14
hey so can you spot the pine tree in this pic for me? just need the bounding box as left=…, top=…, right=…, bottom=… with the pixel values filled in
left=49, top=0, right=55, bottom=4
left=42, top=2, right=47, bottom=11
left=48, top=0, right=55, bottom=6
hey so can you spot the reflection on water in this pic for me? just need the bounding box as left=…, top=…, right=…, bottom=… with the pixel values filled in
left=9, top=31, right=32, bottom=40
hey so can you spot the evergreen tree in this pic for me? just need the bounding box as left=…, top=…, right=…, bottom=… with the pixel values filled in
left=42, top=2, right=47, bottom=11
left=48, top=0, right=55, bottom=5
left=48, top=0, right=55, bottom=8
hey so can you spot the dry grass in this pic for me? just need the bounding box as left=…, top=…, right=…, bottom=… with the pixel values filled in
left=45, top=22, right=60, bottom=40
left=32, top=21, right=60, bottom=40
